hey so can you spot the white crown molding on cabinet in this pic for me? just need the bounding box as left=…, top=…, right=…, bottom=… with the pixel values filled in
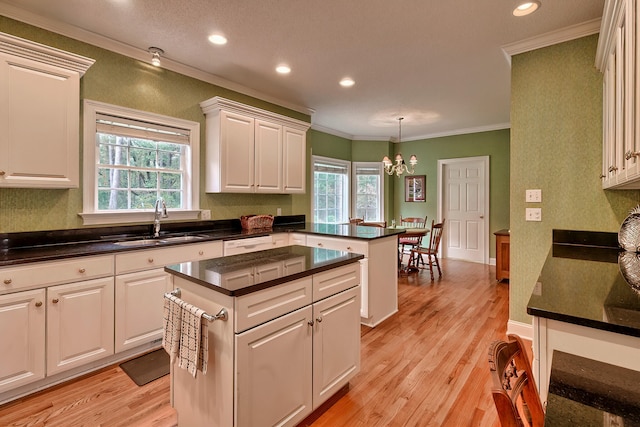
left=502, top=18, right=602, bottom=59
left=595, top=0, right=621, bottom=70
left=200, top=97, right=311, bottom=131
left=0, top=2, right=314, bottom=116
left=0, top=31, right=94, bottom=74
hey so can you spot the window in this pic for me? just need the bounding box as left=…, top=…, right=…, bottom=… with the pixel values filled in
left=312, top=156, right=350, bottom=224
left=81, top=100, right=200, bottom=225
left=352, top=162, right=384, bottom=221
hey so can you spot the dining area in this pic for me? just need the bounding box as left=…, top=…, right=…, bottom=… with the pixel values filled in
left=350, top=216, right=446, bottom=280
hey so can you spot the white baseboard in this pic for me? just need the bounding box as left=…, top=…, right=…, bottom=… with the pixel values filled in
left=507, top=319, right=533, bottom=341
left=489, top=257, right=496, bottom=266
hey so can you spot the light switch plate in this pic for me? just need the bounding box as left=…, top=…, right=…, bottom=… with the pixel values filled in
left=526, top=189, right=542, bottom=203
left=526, top=208, right=542, bottom=221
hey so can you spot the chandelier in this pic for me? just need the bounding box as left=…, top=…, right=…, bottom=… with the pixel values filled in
left=382, top=117, right=418, bottom=176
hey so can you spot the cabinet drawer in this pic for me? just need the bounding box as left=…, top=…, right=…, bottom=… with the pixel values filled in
left=313, top=263, right=360, bottom=302
left=115, top=241, right=223, bottom=274
left=235, top=276, right=312, bottom=333
left=306, top=236, right=368, bottom=257
left=0, top=255, right=114, bottom=294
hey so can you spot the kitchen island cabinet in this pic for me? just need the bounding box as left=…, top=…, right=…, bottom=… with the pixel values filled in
left=165, top=245, right=363, bottom=427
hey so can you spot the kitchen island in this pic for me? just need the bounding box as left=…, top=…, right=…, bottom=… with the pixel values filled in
left=527, top=230, right=640, bottom=405
left=165, top=245, right=364, bottom=427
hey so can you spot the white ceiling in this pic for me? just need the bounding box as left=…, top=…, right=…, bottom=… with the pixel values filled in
left=0, top=0, right=605, bottom=141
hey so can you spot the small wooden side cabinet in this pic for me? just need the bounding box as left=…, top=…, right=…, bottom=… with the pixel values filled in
left=494, top=229, right=510, bottom=282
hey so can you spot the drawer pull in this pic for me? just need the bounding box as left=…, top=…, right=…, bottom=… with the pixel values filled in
left=79, top=268, right=86, bottom=273
left=317, top=243, right=323, bottom=247
left=148, top=258, right=154, bottom=263
left=35, top=301, right=43, bottom=307
left=199, top=250, right=204, bottom=255
left=3, top=279, right=11, bottom=285
left=347, top=246, right=352, bottom=250
left=0, top=171, right=5, bottom=176
left=52, top=298, right=59, bottom=304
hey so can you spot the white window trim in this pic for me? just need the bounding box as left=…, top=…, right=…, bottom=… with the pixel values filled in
left=79, top=99, right=200, bottom=226
left=311, top=155, right=351, bottom=224
left=352, top=161, right=385, bottom=221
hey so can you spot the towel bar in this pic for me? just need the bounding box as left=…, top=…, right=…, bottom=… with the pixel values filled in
left=167, top=288, right=228, bottom=322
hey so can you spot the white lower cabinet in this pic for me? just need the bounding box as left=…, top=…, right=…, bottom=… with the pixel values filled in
left=46, top=277, right=114, bottom=376
left=0, top=289, right=46, bottom=393
left=115, top=268, right=173, bottom=353
left=236, top=306, right=313, bottom=427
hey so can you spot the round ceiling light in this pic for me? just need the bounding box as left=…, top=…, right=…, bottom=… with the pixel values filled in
left=208, top=34, right=228, bottom=45
left=339, top=77, right=355, bottom=87
left=276, top=64, right=291, bottom=74
left=513, top=1, right=541, bottom=16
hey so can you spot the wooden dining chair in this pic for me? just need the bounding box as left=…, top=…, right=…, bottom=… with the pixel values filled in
left=408, top=219, right=444, bottom=280
left=398, top=216, right=427, bottom=259
left=488, top=334, right=545, bottom=427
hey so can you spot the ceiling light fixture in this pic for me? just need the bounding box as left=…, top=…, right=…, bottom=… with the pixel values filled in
left=339, top=77, right=355, bottom=87
left=276, top=64, right=291, bottom=74
left=382, top=117, right=418, bottom=176
left=148, top=47, right=164, bottom=67
left=208, top=34, right=228, bottom=45
left=513, top=1, right=541, bottom=16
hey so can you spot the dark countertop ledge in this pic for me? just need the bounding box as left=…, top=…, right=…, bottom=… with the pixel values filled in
left=545, top=350, right=640, bottom=426
left=0, top=216, right=405, bottom=267
left=165, top=245, right=365, bottom=297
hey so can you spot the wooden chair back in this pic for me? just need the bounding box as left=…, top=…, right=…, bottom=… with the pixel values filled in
left=488, top=334, right=545, bottom=427
left=400, top=217, right=427, bottom=228
left=349, top=218, right=364, bottom=224
left=427, top=219, right=444, bottom=253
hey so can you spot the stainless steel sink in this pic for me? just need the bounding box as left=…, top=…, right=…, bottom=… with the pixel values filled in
left=114, top=239, right=167, bottom=247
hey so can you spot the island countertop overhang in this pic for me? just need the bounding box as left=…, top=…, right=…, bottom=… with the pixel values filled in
left=165, top=245, right=365, bottom=297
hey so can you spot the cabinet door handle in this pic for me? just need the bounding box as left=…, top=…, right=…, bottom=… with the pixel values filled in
left=317, top=243, right=323, bottom=247
left=316, top=316, right=323, bottom=323
left=199, top=250, right=204, bottom=255
left=600, top=174, right=606, bottom=179
left=347, top=246, right=352, bottom=251
left=307, top=320, right=314, bottom=326
left=148, top=258, right=154, bottom=263
left=608, top=165, right=618, bottom=173
left=3, top=279, right=11, bottom=285
left=0, top=171, right=5, bottom=176
left=35, top=301, right=43, bottom=307
left=52, top=298, right=59, bottom=304
left=78, top=268, right=86, bottom=273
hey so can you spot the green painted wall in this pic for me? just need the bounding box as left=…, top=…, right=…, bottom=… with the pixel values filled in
left=0, top=17, right=310, bottom=232
left=510, top=34, right=640, bottom=325
left=393, top=129, right=511, bottom=257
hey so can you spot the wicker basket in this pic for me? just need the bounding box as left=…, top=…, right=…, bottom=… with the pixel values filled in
left=240, top=214, right=274, bottom=230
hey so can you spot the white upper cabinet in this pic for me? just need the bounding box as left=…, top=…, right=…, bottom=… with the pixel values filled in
left=597, top=0, right=640, bottom=189
left=0, top=32, right=94, bottom=188
left=200, top=97, right=310, bottom=194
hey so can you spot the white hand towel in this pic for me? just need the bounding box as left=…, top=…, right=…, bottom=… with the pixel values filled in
left=178, top=301, right=209, bottom=377
left=162, top=294, right=182, bottom=363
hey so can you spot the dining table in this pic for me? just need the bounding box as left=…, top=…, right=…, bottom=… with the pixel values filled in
left=389, top=226, right=430, bottom=273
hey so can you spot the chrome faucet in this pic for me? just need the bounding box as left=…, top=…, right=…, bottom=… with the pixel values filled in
left=153, top=198, right=168, bottom=238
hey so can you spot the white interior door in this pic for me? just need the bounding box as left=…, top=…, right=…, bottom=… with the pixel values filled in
left=438, top=156, right=489, bottom=264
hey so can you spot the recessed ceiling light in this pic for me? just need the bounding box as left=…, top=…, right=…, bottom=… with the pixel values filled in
left=276, top=64, right=291, bottom=74
left=339, top=77, right=355, bottom=88
left=208, top=34, right=228, bottom=45
left=513, top=1, right=541, bottom=16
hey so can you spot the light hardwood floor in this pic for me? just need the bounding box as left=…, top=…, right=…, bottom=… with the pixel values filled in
left=0, top=258, right=509, bottom=427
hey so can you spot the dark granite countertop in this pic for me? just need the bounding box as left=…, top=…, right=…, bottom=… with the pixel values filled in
left=0, top=216, right=404, bottom=267
left=545, top=350, right=640, bottom=426
left=165, top=245, right=364, bottom=296
left=527, top=230, right=640, bottom=338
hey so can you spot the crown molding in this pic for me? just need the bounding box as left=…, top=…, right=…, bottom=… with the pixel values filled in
left=310, top=123, right=356, bottom=140
left=0, top=3, right=314, bottom=116
left=502, top=18, right=602, bottom=58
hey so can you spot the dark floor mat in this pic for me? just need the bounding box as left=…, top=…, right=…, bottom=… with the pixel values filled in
left=120, top=349, right=170, bottom=386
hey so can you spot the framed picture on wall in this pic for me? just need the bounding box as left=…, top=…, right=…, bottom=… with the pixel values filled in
left=405, top=175, right=426, bottom=202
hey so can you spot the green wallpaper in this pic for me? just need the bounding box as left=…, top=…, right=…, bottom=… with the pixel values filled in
left=0, top=17, right=310, bottom=232
left=393, top=129, right=511, bottom=257
left=510, top=34, right=640, bottom=324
